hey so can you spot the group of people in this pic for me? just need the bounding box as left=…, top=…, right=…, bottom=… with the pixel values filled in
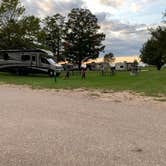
left=63, top=63, right=117, bottom=80
left=64, top=63, right=117, bottom=80
left=64, top=66, right=87, bottom=80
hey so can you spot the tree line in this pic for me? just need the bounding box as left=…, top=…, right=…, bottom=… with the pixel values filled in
left=0, top=0, right=106, bottom=69
left=1, top=0, right=165, bottom=71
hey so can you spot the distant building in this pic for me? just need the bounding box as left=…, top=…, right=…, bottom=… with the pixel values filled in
left=59, top=56, right=142, bottom=71
left=85, top=56, right=140, bottom=71
left=115, top=62, right=134, bottom=71
left=115, top=62, right=127, bottom=71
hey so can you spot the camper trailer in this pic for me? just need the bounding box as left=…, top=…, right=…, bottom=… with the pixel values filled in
left=0, top=49, right=63, bottom=76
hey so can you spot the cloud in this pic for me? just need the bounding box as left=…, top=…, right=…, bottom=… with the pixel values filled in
left=95, top=12, right=112, bottom=23
left=131, top=2, right=140, bottom=12
left=9, top=0, right=164, bottom=56
left=95, top=13, right=151, bottom=56
left=104, top=37, right=143, bottom=56
left=98, top=16, right=148, bottom=35
left=21, top=0, right=152, bottom=56
left=99, top=0, right=124, bottom=8
left=22, top=0, right=84, bottom=17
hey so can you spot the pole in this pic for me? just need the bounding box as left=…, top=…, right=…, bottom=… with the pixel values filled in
left=54, top=71, right=56, bottom=82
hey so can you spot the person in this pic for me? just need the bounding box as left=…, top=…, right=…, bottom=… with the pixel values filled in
left=101, top=64, right=105, bottom=76
left=64, top=66, right=70, bottom=79
left=81, top=68, right=86, bottom=79
left=110, top=64, right=115, bottom=76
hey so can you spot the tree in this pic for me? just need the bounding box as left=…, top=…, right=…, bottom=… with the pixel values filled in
left=0, top=0, right=25, bottom=49
left=104, top=52, right=115, bottom=63
left=0, top=0, right=41, bottom=49
left=0, top=0, right=25, bottom=28
left=41, top=14, right=65, bottom=61
left=64, top=8, right=105, bottom=69
left=22, top=15, right=41, bottom=45
left=133, top=59, right=138, bottom=66
left=140, top=26, right=166, bottom=70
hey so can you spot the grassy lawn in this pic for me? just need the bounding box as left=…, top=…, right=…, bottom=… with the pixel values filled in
left=0, top=68, right=166, bottom=97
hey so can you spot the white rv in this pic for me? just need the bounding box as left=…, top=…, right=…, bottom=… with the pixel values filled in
left=0, top=49, right=63, bottom=76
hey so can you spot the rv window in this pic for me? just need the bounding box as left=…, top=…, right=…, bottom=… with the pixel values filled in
left=47, top=58, right=55, bottom=64
left=0, top=53, right=3, bottom=59
left=0, top=53, right=9, bottom=60
left=22, top=55, right=30, bottom=61
left=41, top=57, right=49, bottom=64
left=120, top=66, right=124, bottom=68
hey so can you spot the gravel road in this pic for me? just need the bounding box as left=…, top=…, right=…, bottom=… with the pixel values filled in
left=0, top=85, right=166, bottom=166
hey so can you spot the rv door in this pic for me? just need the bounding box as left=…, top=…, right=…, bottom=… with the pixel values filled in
left=31, top=55, right=37, bottom=67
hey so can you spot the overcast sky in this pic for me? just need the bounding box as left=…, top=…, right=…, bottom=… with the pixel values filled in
left=20, top=0, right=166, bottom=56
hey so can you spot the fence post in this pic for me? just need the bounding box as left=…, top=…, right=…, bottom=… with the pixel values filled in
left=54, top=71, right=56, bottom=82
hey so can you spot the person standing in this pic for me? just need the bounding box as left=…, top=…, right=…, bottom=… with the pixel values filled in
left=64, top=66, right=70, bottom=79
left=101, top=64, right=105, bottom=76
left=81, top=68, right=86, bottom=79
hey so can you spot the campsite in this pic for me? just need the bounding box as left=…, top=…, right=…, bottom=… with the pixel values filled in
left=0, top=66, right=166, bottom=97
left=0, top=0, right=166, bottom=165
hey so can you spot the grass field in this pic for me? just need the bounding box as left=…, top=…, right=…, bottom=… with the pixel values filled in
left=0, top=68, right=166, bottom=97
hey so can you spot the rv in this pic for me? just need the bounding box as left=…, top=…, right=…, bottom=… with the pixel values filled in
left=115, top=62, right=135, bottom=71
left=0, top=49, right=63, bottom=76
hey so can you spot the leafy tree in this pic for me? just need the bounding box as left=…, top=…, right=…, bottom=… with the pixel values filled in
left=0, top=0, right=41, bottom=49
left=140, top=11, right=166, bottom=70
left=41, top=14, right=65, bottom=61
left=22, top=15, right=41, bottom=44
left=64, top=8, right=105, bottom=69
left=0, top=0, right=25, bottom=27
left=140, top=26, right=166, bottom=70
left=0, top=0, right=25, bottom=48
left=104, top=52, right=115, bottom=63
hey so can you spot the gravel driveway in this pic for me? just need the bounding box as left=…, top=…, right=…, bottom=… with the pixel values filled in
left=0, top=85, right=166, bottom=166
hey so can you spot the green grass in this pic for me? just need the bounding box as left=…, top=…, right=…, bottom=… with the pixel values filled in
left=0, top=68, right=166, bottom=97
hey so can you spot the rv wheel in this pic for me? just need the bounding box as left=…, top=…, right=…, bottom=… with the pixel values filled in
left=49, top=70, right=54, bottom=77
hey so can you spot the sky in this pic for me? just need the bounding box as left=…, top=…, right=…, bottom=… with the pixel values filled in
left=20, top=0, right=166, bottom=57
